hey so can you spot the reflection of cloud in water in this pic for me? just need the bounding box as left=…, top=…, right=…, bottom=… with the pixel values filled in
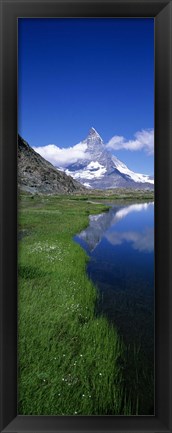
left=76, top=202, right=154, bottom=252
left=114, top=202, right=151, bottom=221
left=105, top=227, right=154, bottom=252
left=89, top=202, right=153, bottom=229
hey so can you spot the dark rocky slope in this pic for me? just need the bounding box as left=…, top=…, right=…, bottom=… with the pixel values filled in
left=18, top=135, right=85, bottom=194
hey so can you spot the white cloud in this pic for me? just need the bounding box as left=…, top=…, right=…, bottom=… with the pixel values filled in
left=32, top=128, right=154, bottom=169
left=105, top=227, right=154, bottom=253
left=33, top=142, right=88, bottom=168
left=106, top=129, right=154, bottom=155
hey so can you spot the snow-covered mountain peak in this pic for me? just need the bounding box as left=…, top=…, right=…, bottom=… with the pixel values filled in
left=87, top=127, right=104, bottom=146
left=64, top=128, right=154, bottom=190
left=88, top=127, right=102, bottom=138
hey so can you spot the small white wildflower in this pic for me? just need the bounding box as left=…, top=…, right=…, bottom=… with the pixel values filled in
left=99, top=373, right=102, bottom=376
left=82, top=394, right=85, bottom=397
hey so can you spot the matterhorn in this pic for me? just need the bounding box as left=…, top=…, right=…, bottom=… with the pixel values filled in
left=64, top=127, right=154, bottom=190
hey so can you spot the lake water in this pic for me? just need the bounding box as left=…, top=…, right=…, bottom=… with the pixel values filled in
left=74, top=202, right=154, bottom=368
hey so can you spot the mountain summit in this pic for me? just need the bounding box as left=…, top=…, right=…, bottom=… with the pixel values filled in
left=88, top=127, right=103, bottom=143
left=64, top=128, right=154, bottom=190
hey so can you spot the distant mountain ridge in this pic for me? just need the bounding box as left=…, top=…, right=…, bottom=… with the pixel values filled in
left=18, top=135, right=85, bottom=194
left=64, top=128, right=154, bottom=190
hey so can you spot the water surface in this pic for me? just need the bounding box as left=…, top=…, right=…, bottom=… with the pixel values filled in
left=74, top=202, right=154, bottom=361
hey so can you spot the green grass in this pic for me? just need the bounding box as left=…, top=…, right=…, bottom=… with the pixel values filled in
left=18, top=194, right=127, bottom=415
left=18, top=193, right=153, bottom=415
left=61, top=188, right=154, bottom=202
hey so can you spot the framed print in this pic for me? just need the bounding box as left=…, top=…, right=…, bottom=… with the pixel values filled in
left=0, top=0, right=172, bottom=432
left=17, top=15, right=155, bottom=418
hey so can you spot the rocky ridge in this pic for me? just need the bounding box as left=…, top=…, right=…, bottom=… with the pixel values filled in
left=18, top=135, right=85, bottom=194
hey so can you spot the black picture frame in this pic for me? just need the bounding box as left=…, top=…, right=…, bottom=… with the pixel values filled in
left=0, top=0, right=172, bottom=432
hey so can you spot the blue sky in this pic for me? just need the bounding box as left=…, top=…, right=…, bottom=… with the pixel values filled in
left=18, top=18, right=154, bottom=175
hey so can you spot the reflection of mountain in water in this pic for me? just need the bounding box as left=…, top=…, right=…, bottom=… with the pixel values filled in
left=74, top=201, right=154, bottom=415
left=75, top=202, right=154, bottom=253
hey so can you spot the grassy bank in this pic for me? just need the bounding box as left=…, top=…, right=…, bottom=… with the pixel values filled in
left=18, top=194, right=128, bottom=415
left=18, top=193, right=154, bottom=415
left=68, top=188, right=154, bottom=202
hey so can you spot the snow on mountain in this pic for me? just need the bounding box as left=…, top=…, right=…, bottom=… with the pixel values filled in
left=64, top=127, right=154, bottom=190
left=112, top=156, right=154, bottom=185
left=66, top=161, right=107, bottom=180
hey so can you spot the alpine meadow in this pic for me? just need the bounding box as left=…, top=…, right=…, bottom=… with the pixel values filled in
left=18, top=18, right=154, bottom=415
